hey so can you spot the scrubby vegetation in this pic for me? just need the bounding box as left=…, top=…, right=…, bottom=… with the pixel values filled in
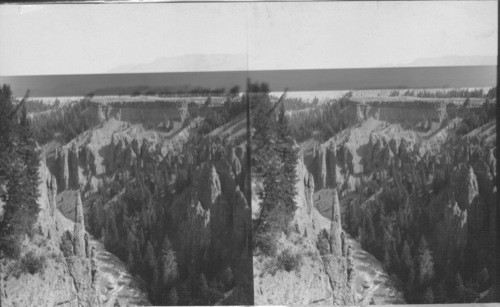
left=277, top=248, right=302, bottom=272
left=30, top=98, right=97, bottom=145
left=5, top=250, right=47, bottom=278
left=403, top=87, right=496, bottom=99
left=20, top=250, right=46, bottom=275
left=23, top=99, right=58, bottom=113
left=0, top=85, right=41, bottom=258
left=455, top=98, right=496, bottom=135
left=93, top=85, right=239, bottom=97
left=316, top=229, right=330, bottom=256
left=60, top=230, right=75, bottom=257
left=288, top=100, right=344, bottom=142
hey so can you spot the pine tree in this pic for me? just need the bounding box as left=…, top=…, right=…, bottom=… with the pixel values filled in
left=435, top=279, right=448, bottom=303
left=199, top=273, right=210, bottom=302
left=276, top=101, right=298, bottom=218
left=145, top=240, right=156, bottom=272
left=151, top=262, right=161, bottom=303
left=383, top=248, right=392, bottom=271
left=161, top=235, right=179, bottom=287
left=19, top=103, right=40, bottom=190
left=402, top=240, right=412, bottom=268
left=127, top=250, right=135, bottom=273
left=454, top=273, right=465, bottom=303
left=365, top=212, right=375, bottom=245
left=417, top=236, right=435, bottom=286
left=168, top=287, right=179, bottom=305
left=133, top=241, right=144, bottom=275
left=105, top=216, right=119, bottom=250
left=422, top=286, right=434, bottom=303
left=0, top=86, right=40, bottom=257
left=251, top=90, right=275, bottom=172
left=255, top=155, right=285, bottom=235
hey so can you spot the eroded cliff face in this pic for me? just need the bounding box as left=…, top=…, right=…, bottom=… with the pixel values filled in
left=289, top=99, right=449, bottom=142
left=50, top=116, right=202, bottom=200
left=1, top=159, right=100, bottom=307
left=64, top=112, right=254, bottom=305
left=253, top=158, right=356, bottom=305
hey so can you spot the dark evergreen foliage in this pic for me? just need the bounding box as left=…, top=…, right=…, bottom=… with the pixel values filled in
left=251, top=84, right=299, bottom=256
left=84, top=111, right=250, bottom=305
left=30, top=98, right=96, bottom=144
left=0, top=85, right=41, bottom=258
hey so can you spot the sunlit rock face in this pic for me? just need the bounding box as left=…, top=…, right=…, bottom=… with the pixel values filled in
left=253, top=159, right=356, bottom=305
left=2, top=160, right=101, bottom=307
left=56, top=146, right=69, bottom=191
left=452, top=163, right=479, bottom=211
left=329, top=190, right=342, bottom=257
left=196, top=163, right=222, bottom=211
left=73, top=192, right=86, bottom=258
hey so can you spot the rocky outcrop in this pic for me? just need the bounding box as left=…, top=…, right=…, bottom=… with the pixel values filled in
left=326, top=143, right=338, bottom=188
left=321, top=255, right=356, bottom=305
left=73, top=192, right=86, bottom=258
left=197, top=163, right=222, bottom=211
left=65, top=182, right=101, bottom=307
left=362, top=100, right=447, bottom=124
left=329, top=189, right=342, bottom=257
left=341, top=231, right=347, bottom=257
left=232, top=187, right=251, bottom=252
left=66, top=256, right=101, bottom=307
left=228, top=146, right=242, bottom=177
left=55, top=144, right=81, bottom=192
left=189, top=199, right=211, bottom=250
left=48, top=174, right=58, bottom=217
left=2, top=159, right=101, bottom=307
left=304, top=173, right=315, bottom=215
left=57, top=147, right=69, bottom=191
left=315, top=146, right=328, bottom=189
left=452, top=163, right=479, bottom=211
left=321, top=188, right=356, bottom=304
left=216, top=157, right=237, bottom=203
left=313, top=144, right=336, bottom=190
left=68, top=143, right=80, bottom=190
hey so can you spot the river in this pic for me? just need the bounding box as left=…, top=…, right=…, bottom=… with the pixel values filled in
left=313, top=189, right=406, bottom=304
left=90, top=237, right=152, bottom=306
left=346, top=233, right=406, bottom=305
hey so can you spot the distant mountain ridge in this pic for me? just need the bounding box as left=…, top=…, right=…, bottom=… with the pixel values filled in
left=106, top=54, right=248, bottom=73
left=108, top=54, right=497, bottom=74
left=385, top=55, right=497, bottom=67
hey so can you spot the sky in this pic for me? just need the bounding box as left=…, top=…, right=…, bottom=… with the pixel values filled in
left=0, top=1, right=497, bottom=76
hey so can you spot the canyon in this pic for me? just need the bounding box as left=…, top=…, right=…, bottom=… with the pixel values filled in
left=3, top=98, right=252, bottom=306
left=253, top=93, right=496, bottom=304
left=301, top=97, right=497, bottom=303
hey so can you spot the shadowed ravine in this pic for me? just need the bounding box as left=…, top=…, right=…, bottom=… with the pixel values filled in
left=314, top=190, right=406, bottom=304
left=346, top=233, right=406, bottom=304
left=90, top=237, right=151, bottom=306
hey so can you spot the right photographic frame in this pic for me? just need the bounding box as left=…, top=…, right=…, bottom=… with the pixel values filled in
left=248, top=1, right=498, bottom=305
